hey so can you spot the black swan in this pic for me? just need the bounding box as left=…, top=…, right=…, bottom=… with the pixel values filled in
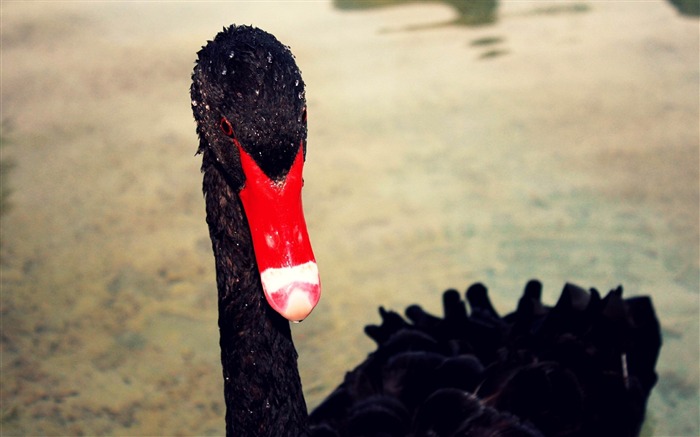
left=190, top=25, right=661, bottom=437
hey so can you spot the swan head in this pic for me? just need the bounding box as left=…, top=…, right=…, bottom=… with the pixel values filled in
left=191, top=25, right=319, bottom=322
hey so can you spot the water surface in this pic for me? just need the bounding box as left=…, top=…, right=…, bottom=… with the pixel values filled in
left=1, top=2, right=698, bottom=435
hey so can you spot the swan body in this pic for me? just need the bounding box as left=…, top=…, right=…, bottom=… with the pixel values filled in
left=190, top=25, right=661, bottom=437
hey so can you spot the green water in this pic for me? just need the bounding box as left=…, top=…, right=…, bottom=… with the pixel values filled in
left=1, top=2, right=698, bottom=436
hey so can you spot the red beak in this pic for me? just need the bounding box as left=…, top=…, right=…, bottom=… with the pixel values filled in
left=237, top=142, right=321, bottom=321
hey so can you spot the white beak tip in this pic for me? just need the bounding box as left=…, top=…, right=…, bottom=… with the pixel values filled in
left=260, top=262, right=321, bottom=322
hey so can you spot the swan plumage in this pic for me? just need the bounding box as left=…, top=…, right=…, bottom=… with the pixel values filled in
left=190, top=25, right=661, bottom=437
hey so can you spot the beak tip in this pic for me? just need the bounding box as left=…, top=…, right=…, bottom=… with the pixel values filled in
left=261, top=262, right=321, bottom=322
left=282, top=292, right=318, bottom=322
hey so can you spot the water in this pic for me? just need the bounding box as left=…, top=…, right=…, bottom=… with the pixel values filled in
left=1, top=2, right=698, bottom=436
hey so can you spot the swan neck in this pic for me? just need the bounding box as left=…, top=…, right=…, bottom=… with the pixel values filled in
left=202, top=157, right=309, bottom=436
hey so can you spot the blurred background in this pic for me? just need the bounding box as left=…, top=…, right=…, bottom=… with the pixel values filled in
left=1, top=1, right=698, bottom=435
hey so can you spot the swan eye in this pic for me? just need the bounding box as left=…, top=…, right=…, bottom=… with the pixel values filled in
left=301, top=106, right=307, bottom=123
left=220, top=117, right=235, bottom=137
